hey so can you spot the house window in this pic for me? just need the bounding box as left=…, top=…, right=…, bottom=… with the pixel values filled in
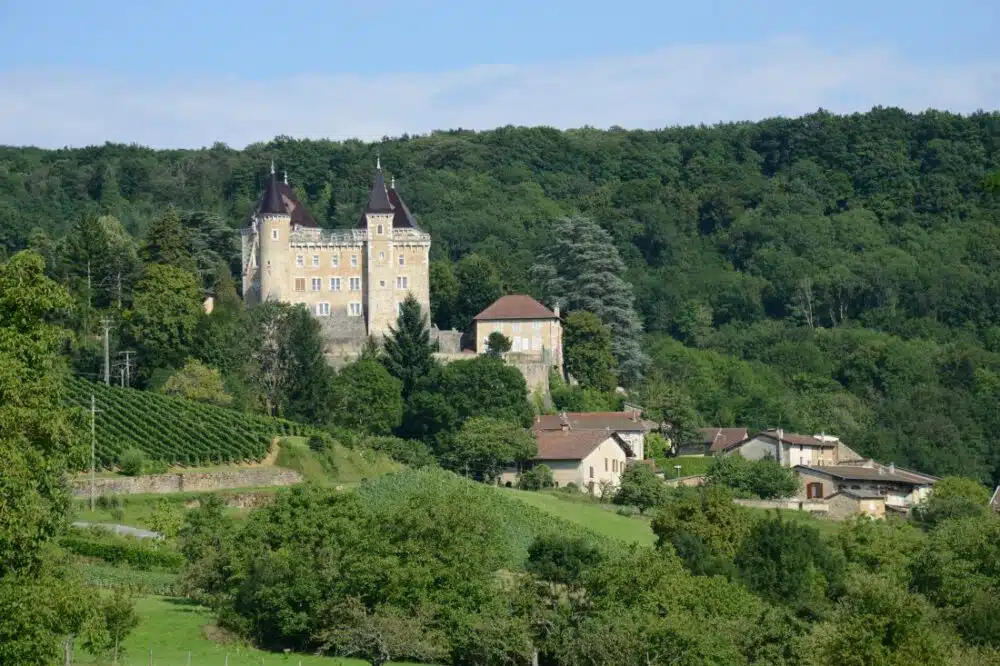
left=512, top=322, right=521, bottom=333
left=311, top=278, right=321, bottom=291
left=351, top=255, right=358, bottom=268
left=296, top=255, right=304, bottom=268
left=315, top=302, right=330, bottom=316
left=271, top=229, right=279, bottom=241
left=398, top=255, right=405, bottom=266
left=533, top=321, right=541, bottom=331
left=329, top=277, right=341, bottom=291
left=349, top=302, right=362, bottom=316
left=806, top=482, right=823, bottom=499
left=379, top=251, right=385, bottom=260
left=312, top=255, right=319, bottom=267
left=379, top=280, right=385, bottom=288
left=604, top=458, right=608, bottom=472
left=294, top=278, right=305, bottom=292
left=331, top=255, right=339, bottom=268
left=349, top=277, right=361, bottom=291
left=613, top=460, right=617, bottom=473
left=396, top=276, right=408, bottom=289
left=589, top=466, right=594, bottom=479
left=377, top=224, right=383, bottom=234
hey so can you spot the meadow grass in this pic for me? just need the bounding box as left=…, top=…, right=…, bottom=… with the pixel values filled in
left=501, top=488, right=656, bottom=546
left=73, top=596, right=420, bottom=666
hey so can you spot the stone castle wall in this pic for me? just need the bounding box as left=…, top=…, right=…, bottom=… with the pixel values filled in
left=70, top=468, right=302, bottom=498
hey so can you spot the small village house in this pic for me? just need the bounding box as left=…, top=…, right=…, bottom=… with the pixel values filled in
left=534, top=410, right=654, bottom=460
left=473, top=295, right=563, bottom=371
left=793, top=462, right=937, bottom=510
left=825, top=489, right=887, bottom=520
left=500, top=425, right=634, bottom=496
left=719, top=429, right=865, bottom=467
left=690, top=427, right=749, bottom=456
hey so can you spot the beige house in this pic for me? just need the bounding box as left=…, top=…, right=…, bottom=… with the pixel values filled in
left=240, top=162, right=430, bottom=343
left=534, top=410, right=653, bottom=460
left=501, top=428, right=634, bottom=496
left=721, top=429, right=864, bottom=468
left=473, top=295, right=563, bottom=373
left=793, top=462, right=937, bottom=510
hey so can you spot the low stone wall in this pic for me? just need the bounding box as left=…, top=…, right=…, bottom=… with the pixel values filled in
left=734, top=498, right=830, bottom=514
left=70, top=468, right=303, bottom=498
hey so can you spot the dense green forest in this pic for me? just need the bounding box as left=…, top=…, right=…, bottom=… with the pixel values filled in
left=4, top=106, right=1000, bottom=484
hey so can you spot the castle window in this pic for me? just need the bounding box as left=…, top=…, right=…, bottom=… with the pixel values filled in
left=377, top=224, right=384, bottom=234
left=316, top=302, right=330, bottom=316
left=329, top=277, right=341, bottom=291
left=296, top=255, right=304, bottom=268
left=311, top=278, right=321, bottom=291
left=312, top=255, right=319, bottom=267
left=331, top=255, right=339, bottom=268
left=271, top=229, right=279, bottom=241
left=396, top=276, right=408, bottom=289
left=349, top=277, right=361, bottom=291
left=398, top=255, right=405, bottom=266
left=349, top=302, right=362, bottom=316
left=379, top=280, right=385, bottom=288
left=294, top=278, right=305, bottom=292
left=351, top=255, right=358, bottom=268
left=379, top=251, right=385, bottom=261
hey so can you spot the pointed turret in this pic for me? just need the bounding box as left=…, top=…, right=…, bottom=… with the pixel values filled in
left=365, top=159, right=394, bottom=214
left=260, top=163, right=286, bottom=216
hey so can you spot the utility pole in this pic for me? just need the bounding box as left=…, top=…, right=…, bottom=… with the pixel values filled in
left=119, top=350, right=135, bottom=387
left=90, top=394, right=102, bottom=511
left=101, top=317, right=112, bottom=385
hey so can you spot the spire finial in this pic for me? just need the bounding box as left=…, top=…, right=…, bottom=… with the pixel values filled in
left=270, top=160, right=275, bottom=175
left=376, top=151, right=381, bottom=171
left=390, top=174, right=395, bottom=189
left=283, top=170, right=288, bottom=185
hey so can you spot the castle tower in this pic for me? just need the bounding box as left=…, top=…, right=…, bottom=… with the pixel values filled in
left=363, top=159, right=397, bottom=337
left=257, top=163, right=291, bottom=302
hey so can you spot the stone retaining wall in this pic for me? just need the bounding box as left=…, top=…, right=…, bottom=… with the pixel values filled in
left=70, top=467, right=302, bottom=498
left=733, top=498, right=830, bottom=513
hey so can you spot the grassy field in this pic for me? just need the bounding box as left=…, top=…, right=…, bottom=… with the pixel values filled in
left=73, top=596, right=420, bottom=666
left=501, top=488, right=656, bottom=546
left=655, top=455, right=713, bottom=478
left=277, top=436, right=400, bottom=485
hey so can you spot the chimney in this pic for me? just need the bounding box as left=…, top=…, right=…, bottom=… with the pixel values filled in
left=553, top=304, right=561, bottom=319
left=889, top=462, right=895, bottom=475
left=559, top=412, right=570, bottom=432
left=776, top=428, right=784, bottom=442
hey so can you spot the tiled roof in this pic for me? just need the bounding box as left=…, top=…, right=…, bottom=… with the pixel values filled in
left=756, top=430, right=840, bottom=448
left=795, top=463, right=937, bottom=486
left=474, top=295, right=557, bottom=321
left=535, top=429, right=631, bottom=461
left=534, top=411, right=650, bottom=433
left=699, top=427, right=749, bottom=453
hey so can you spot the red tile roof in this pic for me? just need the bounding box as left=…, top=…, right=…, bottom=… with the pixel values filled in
left=473, top=295, right=557, bottom=321
left=535, top=429, right=631, bottom=460
left=754, top=430, right=840, bottom=448
left=698, top=427, right=749, bottom=453
left=534, top=411, right=650, bottom=433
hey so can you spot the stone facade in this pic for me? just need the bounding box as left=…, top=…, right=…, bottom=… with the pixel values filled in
left=241, top=164, right=431, bottom=348
left=70, top=468, right=302, bottom=498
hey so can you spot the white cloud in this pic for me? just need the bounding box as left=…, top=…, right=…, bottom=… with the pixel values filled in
left=1, top=35, right=998, bottom=149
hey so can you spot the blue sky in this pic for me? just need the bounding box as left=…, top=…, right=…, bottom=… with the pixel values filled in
left=1, top=0, right=998, bottom=148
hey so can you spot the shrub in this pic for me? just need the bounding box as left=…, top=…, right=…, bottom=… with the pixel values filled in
left=365, top=435, right=436, bottom=468
left=111, top=508, right=126, bottom=523
left=59, top=533, right=183, bottom=570
left=518, top=464, right=554, bottom=491
left=144, top=459, right=169, bottom=475
left=308, top=432, right=332, bottom=452
left=119, top=448, right=147, bottom=476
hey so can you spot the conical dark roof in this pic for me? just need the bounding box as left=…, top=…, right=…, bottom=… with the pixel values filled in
left=259, top=169, right=286, bottom=216
left=365, top=168, right=394, bottom=214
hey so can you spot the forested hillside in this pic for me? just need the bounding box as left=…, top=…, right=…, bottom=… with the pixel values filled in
left=4, top=106, right=1000, bottom=483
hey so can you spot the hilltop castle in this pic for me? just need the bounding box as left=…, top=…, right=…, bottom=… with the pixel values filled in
left=240, top=162, right=432, bottom=349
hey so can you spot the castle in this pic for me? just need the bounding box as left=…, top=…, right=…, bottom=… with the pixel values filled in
left=241, top=161, right=431, bottom=351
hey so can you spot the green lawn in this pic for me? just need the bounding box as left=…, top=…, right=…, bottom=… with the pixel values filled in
left=277, top=437, right=401, bottom=485
left=501, top=488, right=656, bottom=546
left=73, top=596, right=420, bottom=666
left=655, top=455, right=713, bottom=478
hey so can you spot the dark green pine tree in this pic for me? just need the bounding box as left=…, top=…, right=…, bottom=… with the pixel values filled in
left=382, top=294, right=437, bottom=400
left=141, top=205, right=196, bottom=272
